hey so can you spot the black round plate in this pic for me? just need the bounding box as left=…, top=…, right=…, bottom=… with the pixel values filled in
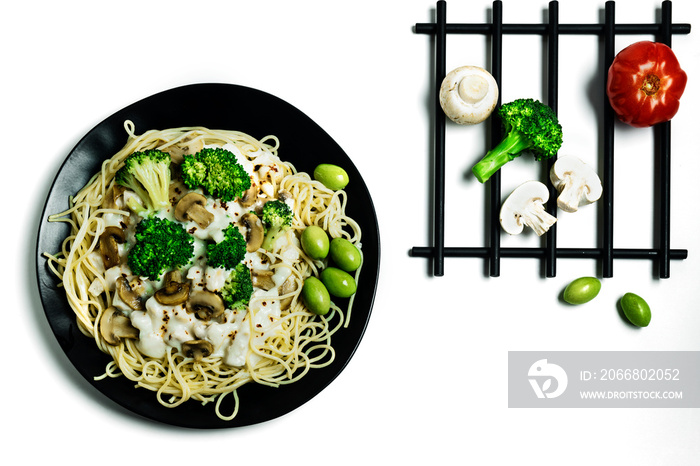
left=35, top=83, right=380, bottom=429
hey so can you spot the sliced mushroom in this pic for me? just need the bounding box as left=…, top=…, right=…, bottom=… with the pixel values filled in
left=101, top=187, right=117, bottom=209
left=101, top=185, right=127, bottom=210
left=440, top=65, right=499, bottom=125
left=113, top=184, right=126, bottom=203
left=239, top=185, right=258, bottom=208
left=164, top=135, right=204, bottom=164
left=186, top=290, right=225, bottom=320
left=241, top=212, right=264, bottom=252
left=278, top=277, right=297, bottom=310
left=163, top=270, right=182, bottom=286
left=116, top=276, right=144, bottom=310
left=181, top=339, right=214, bottom=362
left=500, top=181, right=557, bottom=236
left=277, top=189, right=292, bottom=202
left=154, top=281, right=191, bottom=305
left=174, top=192, right=214, bottom=229
left=549, top=155, right=603, bottom=213
left=99, top=306, right=139, bottom=345
left=99, top=226, right=126, bottom=269
left=252, top=269, right=276, bottom=290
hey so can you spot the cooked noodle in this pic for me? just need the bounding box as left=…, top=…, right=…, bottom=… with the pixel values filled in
left=45, top=120, right=362, bottom=421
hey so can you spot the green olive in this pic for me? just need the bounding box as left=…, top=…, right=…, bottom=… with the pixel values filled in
left=313, top=164, right=349, bottom=190
left=329, top=237, right=362, bottom=272
left=620, top=292, right=651, bottom=327
left=301, top=276, right=331, bottom=315
left=301, top=226, right=330, bottom=260
left=563, top=277, right=601, bottom=305
left=320, top=267, right=357, bottom=298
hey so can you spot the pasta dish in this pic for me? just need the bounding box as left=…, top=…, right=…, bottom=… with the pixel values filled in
left=44, top=120, right=362, bottom=421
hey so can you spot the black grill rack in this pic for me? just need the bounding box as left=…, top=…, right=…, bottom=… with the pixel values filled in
left=409, top=0, right=690, bottom=278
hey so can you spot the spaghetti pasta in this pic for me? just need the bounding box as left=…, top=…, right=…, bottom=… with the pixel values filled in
left=45, top=120, right=362, bottom=421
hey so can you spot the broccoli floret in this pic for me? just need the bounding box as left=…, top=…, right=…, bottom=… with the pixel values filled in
left=127, top=217, right=195, bottom=280
left=260, top=199, right=293, bottom=251
left=115, top=150, right=172, bottom=213
left=220, top=262, right=254, bottom=310
left=181, top=148, right=251, bottom=202
left=471, top=98, right=563, bottom=183
left=207, top=224, right=247, bottom=270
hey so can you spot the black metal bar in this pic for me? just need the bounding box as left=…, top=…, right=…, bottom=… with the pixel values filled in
left=488, top=0, right=503, bottom=277
left=410, top=1, right=690, bottom=278
left=414, top=22, right=691, bottom=36
left=433, top=0, right=447, bottom=277
left=602, top=1, right=616, bottom=277
left=657, top=1, right=673, bottom=278
left=545, top=0, right=559, bottom=277
left=410, top=247, right=688, bottom=260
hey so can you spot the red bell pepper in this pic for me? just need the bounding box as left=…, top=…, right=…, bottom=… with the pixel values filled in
left=606, top=41, right=687, bottom=128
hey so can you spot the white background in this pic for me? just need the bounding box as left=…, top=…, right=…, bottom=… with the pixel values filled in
left=4, top=0, right=699, bottom=464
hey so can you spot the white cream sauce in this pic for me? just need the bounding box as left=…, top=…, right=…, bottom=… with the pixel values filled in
left=101, top=144, right=294, bottom=369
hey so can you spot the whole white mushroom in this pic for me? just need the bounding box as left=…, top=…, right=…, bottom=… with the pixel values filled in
left=439, top=65, right=499, bottom=125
